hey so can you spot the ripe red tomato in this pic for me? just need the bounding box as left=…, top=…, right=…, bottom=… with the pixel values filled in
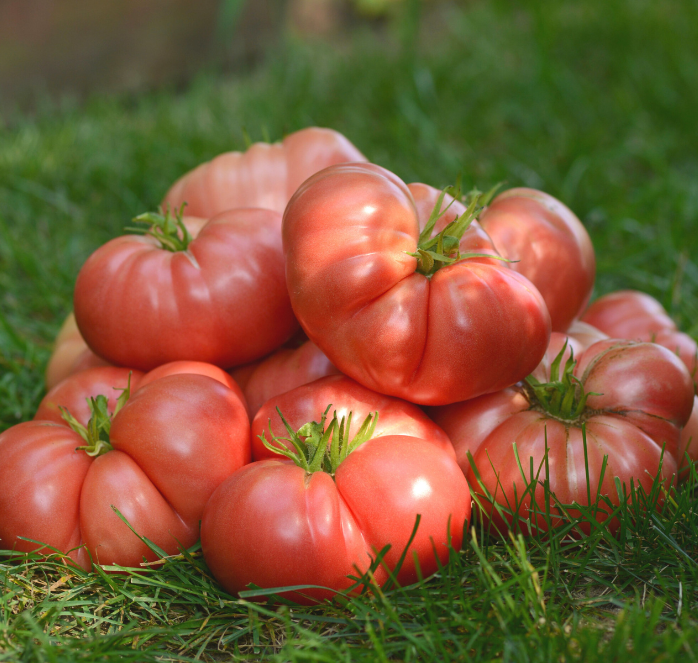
left=2, top=373, right=250, bottom=569
left=283, top=163, right=551, bottom=406
left=430, top=335, right=694, bottom=534
left=478, top=188, right=596, bottom=332
left=201, top=377, right=470, bottom=604
left=74, top=208, right=298, bottom=371
left=231, top=341, right=340, bottom=417
left=162, top=127, right=366, bottom=218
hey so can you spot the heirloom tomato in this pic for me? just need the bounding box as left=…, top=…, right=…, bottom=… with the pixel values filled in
left=430, top=334, right=694, bottom=534
left=478, top=188, right=596, bottom=332
left=162, top=127, right=366, bottom=218
left=2, top=372, right=250, bottom=569
left=74, top=208, right=297, bottom=371
left=202, top=376, right=469, bottom=604
left=282, top=163, right=551, bottom=406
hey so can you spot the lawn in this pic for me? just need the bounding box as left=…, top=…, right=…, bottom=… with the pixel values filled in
left=1, top=0, right=697, bottom=660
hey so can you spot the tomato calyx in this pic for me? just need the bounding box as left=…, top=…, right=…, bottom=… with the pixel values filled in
left=408, top=182, right=509, bottom=277
left=523, top=342, right=598, bottom=424
left=259, top=405, right=378, bottom=477
left=60, top=375, right=132, bottom=457
left=128, top=204, right=192, bottom=252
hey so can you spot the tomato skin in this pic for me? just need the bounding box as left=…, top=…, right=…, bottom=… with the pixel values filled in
left=679, top=398, right=698, bottom=479
left=2, top=374, right=250, bottom=569
left=163, top=127, right=366, bottom=218
left=201, top=435, right=470, bottom=604
left=430, top=335, right=693, bottom=534
left=479, top=188, right=596, bottom=332
left=74, top=209, right=298, bottom=371
left=201, top=460, right=376, bottom=603
left=283, top=163, right=551, bottom=406
left=251, top=375, right=455, bottom=461
left=581, top=290, right=676, bottom=338
left=232, top=341, right=340, bottom=417
left=0, top=422, right=93, bottom=569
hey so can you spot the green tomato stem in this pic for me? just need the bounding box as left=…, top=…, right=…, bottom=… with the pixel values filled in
left=259, top=405, right=379, bottom=477
left=127, top=203, right=192, bottom=252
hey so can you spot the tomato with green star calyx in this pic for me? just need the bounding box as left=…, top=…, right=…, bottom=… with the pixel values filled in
left=2, top=372, right=250, bottom=569
left=162, top=127, right=366, bottom=218
left=478, top=188, right=596, bottom=332
left=73, top=207, right=298, bottom=371
left=429, top=334, right=694, bottom=535
left=282, top=163, right=551, bottom=406
left=201, top=381, right=470, bottom=604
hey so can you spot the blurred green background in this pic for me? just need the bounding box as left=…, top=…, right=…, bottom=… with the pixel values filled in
left=2, top=0, right=698, bottom=426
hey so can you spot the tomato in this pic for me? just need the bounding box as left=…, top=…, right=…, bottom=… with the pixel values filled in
left=581, top=289, right=698, bottom=479
left=231, top=341, right=340, bottom=417
left=478, top=188, right=596, bottom=332
left=201, top=378, right=470, bottom=604
left=162, top=127, right=366, bottom=218
left=74, top=208, right=297, bottom=371
left=282, top=163, right=551, bottom=406
left=581, top=289, right=698, bottom=379
left=45, top=313, right=111, bottom=389
left=251, top=374, right=455, bottom=461
left=2, top=373, right=250, bottom=569
left=429, top=335, right=694, bottom=534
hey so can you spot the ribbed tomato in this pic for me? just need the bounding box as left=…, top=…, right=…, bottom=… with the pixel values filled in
left=283, top=163, right=551, bottom=406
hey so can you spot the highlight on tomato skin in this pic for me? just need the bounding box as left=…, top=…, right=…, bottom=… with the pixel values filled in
left=428, top=332, right=695, bottom=536
left=282, top=162, right=552, bottom=407
left=201, top=385, right=471, bottom=605
left=0, top=372, right=251, bottom=571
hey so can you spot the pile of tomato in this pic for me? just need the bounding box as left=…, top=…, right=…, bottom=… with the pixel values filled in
left=1, top=127, right=696, bottom=603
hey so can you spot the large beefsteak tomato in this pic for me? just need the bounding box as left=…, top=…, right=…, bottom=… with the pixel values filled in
left=74, top=208, right=297, bottom=371
left=430, top=334, right=694, bottom=534
left=282, top=163, right=551, bottom=406
left=202, top=376, right=470, bottom=604
left=1, top=372, right=250, bottom=569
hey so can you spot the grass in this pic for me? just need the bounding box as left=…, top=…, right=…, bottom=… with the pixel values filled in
left=1, top=0, right=698, bottom=659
